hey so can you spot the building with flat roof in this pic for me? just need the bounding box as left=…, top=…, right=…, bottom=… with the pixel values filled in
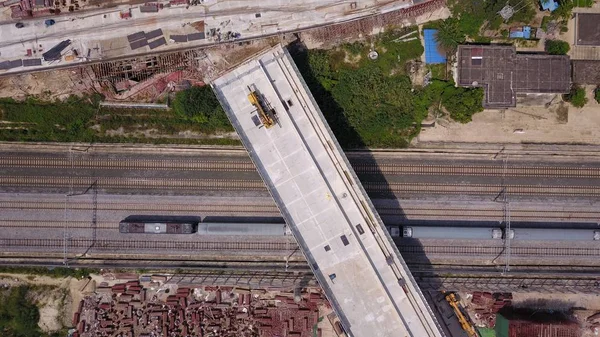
left=572, top=60, right=600, bottom=84
left=576, top=13, right=600, bottom=46
left=456, top=45, right=571, bottom=108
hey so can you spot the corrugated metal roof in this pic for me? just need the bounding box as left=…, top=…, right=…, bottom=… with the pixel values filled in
left=8, top=59, right=23, bottom=68
left=170, top=34, right=188, bottom=43
left=130, top=39, right=148, bottom=50
left=140, top=5, right=158, bottom=12
left=23, top=58, right=42, bottom=67
left=148, top=37, right=166, bottom=49
left=187, top=32, right=205, bottom=41
left=145, top=28, right=163, bottom=40
left=127, top=31, right=145, bottom=42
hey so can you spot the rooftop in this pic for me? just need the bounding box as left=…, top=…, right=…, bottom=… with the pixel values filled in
left=572, top=60, right=600, bottom=84
left=212, top=45, right=443, bottom=337
left=457, top=45, right=571, bottom=108
left=576, top=13, right=600, bottom=46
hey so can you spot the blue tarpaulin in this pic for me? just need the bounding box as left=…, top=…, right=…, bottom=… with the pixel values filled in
left=523, top=26, right=531, bottom=39
left=510, top=26, right=532, bottom=39
left=423, top=29, right=447, bottom=64
left=541, top=0, right=559, bottom=11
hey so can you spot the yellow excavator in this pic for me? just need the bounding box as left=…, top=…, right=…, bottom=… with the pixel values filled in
left=247, top=86, right=276, bottom=128
left=444, top=292, right=479, bottom=337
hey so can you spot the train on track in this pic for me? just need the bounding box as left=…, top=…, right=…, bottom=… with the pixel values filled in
left=395, top=226, right=600, bottom=241
left=119, top=216, right=290, bottom=236
left=119, top=216, right=600, bottom=241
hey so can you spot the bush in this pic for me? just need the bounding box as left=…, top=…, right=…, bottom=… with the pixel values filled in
left=0, top=286, right=42, bottom=337
left=172, top=86, right=233, bottom=133
left=563, top=86, right=587, bottom=107
left=545, top=40, right=570, bottom=55
left=0, top=94, right=101, bottom=142
left=595, top=87, right=600, bottom=103
left=420, top=80, right=484, bottom=123
left=0, top=266, right=97, bottom=278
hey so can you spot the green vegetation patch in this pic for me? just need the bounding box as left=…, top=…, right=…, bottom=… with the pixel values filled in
left=430, top=0, right=535, bottom=50
left=545, top=39, right=570, bottom=55
left=0, top=87, right=238, bottom=145
left=563, top=86, right=587, bottom=108
left=0, top=266, right=96, bottom=278
left=595, top=87, right=600, bottom=103
left=0, top=286, right=42, bottom=337
left=172, top=86, right=233, bottom=133
left=293, top=28, right=483, bottom=148
left=0, top=94, right=100, bottom=142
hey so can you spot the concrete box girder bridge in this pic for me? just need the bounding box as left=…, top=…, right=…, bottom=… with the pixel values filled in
left=212, top=44, right=444, bottom=337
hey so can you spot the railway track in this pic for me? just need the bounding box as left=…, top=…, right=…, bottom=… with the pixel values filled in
left=1, top=256, right=599, bottom=292
left=0, top=239, right=290, bottom=251
left=376, top=207, right=600, bottom=221
left=368, top=182, right=600, bottom=197
left=0, top=176, right=266, bottom=191
left=0, top=237, right=599, bottom=258
left=1, top=202, right=600, bottom=223
left=2, top=176, right=600, bottom=197
left=0, top=201, right=280, bottom=213
left=3, top=156, right=600, bottom=178
left=400, top=245, right=600, bottom=257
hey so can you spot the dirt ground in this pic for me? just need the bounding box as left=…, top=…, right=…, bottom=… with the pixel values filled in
left=0, top=68, right=93, bottom=100
left=0, top=273, right=90, bottom=334
left=416, top=89, right=600, bottom=145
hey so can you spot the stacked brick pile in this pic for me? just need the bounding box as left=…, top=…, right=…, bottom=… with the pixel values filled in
left=73, top=280, right=328, bottom=337
left=470, top=292, right=513, bottom=327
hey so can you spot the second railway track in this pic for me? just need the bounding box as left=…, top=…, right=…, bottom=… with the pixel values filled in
left=2, top=201, right=600, bottom=222
left=4, top=156, right=600, bottom=178
left=2, top=176, right=600, bottom=197
left=0, top=238, right=290, bottom=251
left=1, top=238, right=599, bottom=258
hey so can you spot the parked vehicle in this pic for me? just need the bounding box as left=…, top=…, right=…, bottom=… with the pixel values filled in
left=44, top=19, right=55, bottom=27
left=15, top=22, right=24, bottom=28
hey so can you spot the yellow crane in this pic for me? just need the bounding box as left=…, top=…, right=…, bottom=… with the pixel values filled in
left=444, top=292, right=479, bottom=337
left=247, top=86, right=276, bottom=128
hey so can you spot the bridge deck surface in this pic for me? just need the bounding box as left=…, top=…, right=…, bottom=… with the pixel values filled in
left=212, top=44, right=443, bottom=337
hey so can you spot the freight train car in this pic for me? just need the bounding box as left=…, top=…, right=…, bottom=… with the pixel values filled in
left=119, top=216, right=199, bottom=234
left=197, top=222, right=291, bottom=236
left=119, top=221, right=197, bottom=234
left=512, top=228, right=600, bottom=241
left=400, top=226, right=504, bottom=240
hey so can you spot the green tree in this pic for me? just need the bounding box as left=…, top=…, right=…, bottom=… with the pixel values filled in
left=545, top=39, right=570, bottom=55
left=564, top=86, right=587, bottom=107
left=443, top=86, right=485, bottom=123
left=172, top=86, right=232, bottom=132
left=0, top=286, right=42, bottom=337
left=595, top=87, right=600, bottom=103
left=435, top=18, right=465, bottom=51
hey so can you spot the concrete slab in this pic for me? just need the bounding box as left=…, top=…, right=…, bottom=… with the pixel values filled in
left=212, top=44, right=444, bottom=337
left=0, top=0, right=415, bottom=75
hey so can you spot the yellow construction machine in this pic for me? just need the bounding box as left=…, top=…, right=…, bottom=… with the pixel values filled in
left=247, top=86, right=276, bottom=128
left=444, top=292, right=479, bottom=337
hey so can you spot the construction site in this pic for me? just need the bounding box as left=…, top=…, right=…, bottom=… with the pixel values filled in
left=3, top=0, right=600, bottom=335
left=72, top=277, right=331, bottom=337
